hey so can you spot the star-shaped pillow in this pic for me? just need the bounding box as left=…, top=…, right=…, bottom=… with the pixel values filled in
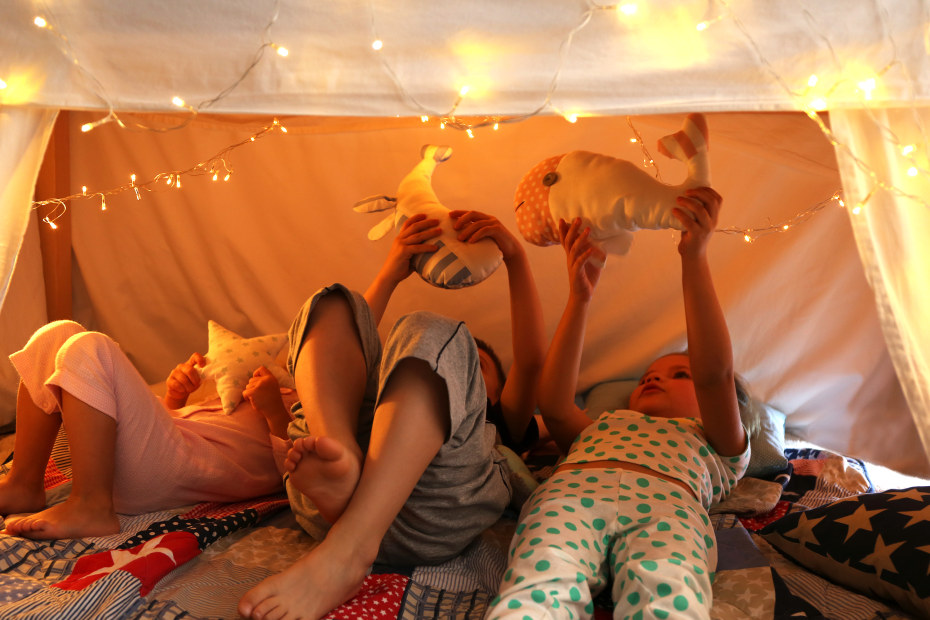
left=201, top=320, right=295, bottom=414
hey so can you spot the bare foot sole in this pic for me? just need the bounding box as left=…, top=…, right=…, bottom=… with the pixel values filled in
left=285, top=436, right=361, bottom=524
left=239, top=536, right=369, bottom=620
left=2, top=499, right=120, bottom=539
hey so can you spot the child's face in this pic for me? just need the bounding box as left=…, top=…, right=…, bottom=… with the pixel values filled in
left=628, top=354, right=700, bottom=419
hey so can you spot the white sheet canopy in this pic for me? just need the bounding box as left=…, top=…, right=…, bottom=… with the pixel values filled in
left=1, top=1, right=929, bottom=475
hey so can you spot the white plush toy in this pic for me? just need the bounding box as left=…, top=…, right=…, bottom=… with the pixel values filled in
left=513, top=113, right=710, bottom=255
left=355, top=145, right=503, bottom=289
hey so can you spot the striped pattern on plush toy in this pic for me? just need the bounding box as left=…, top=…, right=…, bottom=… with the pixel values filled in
left=396, top=213, right=477, bottom=288
left=657, top=113, right=708, bottom=163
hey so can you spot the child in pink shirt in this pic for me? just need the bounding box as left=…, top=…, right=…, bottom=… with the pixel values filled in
left=0, top=320, right=295, bottom=539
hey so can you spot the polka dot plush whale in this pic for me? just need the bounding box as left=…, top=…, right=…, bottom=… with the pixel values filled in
left=513, top=113, right=710, bottom=255
left=355, top=145, right=503, bottom=289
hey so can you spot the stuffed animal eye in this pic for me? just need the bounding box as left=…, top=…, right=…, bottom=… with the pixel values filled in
left=542, top=172, right=559, bottom=186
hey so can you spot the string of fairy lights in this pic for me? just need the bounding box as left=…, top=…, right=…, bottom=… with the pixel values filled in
left=12, top=0, right=928, bottom=242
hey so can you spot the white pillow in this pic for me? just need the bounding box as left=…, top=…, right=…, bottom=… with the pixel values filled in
left=201, top=320, right=295, bottom=414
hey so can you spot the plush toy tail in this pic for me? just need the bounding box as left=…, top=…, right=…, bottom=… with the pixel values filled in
left=657, top=113, right=710, bottom=186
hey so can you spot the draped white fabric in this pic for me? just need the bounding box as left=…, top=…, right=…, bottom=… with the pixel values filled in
left=831, top=107, right=930, bottom=469
left=1, top=1, right=929, bottom=473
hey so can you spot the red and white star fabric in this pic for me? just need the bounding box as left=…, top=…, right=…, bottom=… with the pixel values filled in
left=324, top=573, right=408, bottom=620
left=54, top=531, right=201, bottom=596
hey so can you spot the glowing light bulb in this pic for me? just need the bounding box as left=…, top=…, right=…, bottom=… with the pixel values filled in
left=420, top=115, right=429, bottom=123
left=743, top=234, right=752, bottom=243
left=34, top=16, right=47, bottom=28
left=276, top=45, right=289, bottom=57
left=172, top=96, right=186, bottom=108
left=46, top=219, right=58, bottom=230
left=81, top=123, right=93, bottom=132
left=493, top=122, right=499, bottom=130
left=902, top=144, right=915, bottom=156
left=0, top=79, right=6, bottom=89
left=808, top=98, right=827, bottom=111
left=852, top=205, right=862, bottom=215
left=81, top=186, right=87, bottom=195
left=175, top=177, right=181, bottom=188
left=372, top=39, right=383, bottom=51
left=459, top=85, right=470, bottom=97
left=858, top=78, right=876, bottom=100
left=907, top=166, right=918, bottom=176
left=618, top=4, right=638, bottom=16
left=212, top=172, right=219, bottom=181
left=224, top=173, right=231, bottom=182
left=564, top=113, right=578, bottom=124
left=100, top=196, right=107, bottom=211
left=629, top=138, right=638, bottom=143
left=807, top=74, right=819, bottom=87
left=466, top=128, right=474, bottom=138
left=782, top=224, right=789, bottom=230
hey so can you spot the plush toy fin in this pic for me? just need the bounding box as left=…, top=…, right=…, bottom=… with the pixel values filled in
left=353, top=195, right=397, bottom=213
left=657, top=113, right=708, bottom=162
left=366, top=212, right=397, bottom=240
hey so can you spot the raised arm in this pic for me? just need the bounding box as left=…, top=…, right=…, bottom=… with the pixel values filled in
left=673, top=187, right=746, bottom=456
left=450, top=210, right=546, bottom=443
left=537, top=219, right=607, bottom=454
left=363, top=213, right=441, bottom=325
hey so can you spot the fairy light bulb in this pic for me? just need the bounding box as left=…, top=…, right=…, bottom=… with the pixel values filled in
left=743, top=234, right=752, bottom=243
left=493, top=122, right=499, bottom=130
left=858, top=78, right=876, bottom=100
left=100, top=196, right=107, bottom=211
left=34, top=16, right=47, bottom=28
left=172, top=96, right=186, bottom=108
left=466, top=128, right=474, bottom=138
left=420, top=115, right=429, bottom=123
left=0, top=79, right=7, bottom=89
left=224, top=173, right=231, bottom=182
left=807, top=74, right=819, bottom=87
left=459, top=85, right=470, bottom=97
left=565, top=113, right=578, bottom=124
left=901, top=145, right=915, bottom=156
left=372, top=39, right=383, bottom=51
left=852, top=205, right=862, bottom=215
left=275, top=45, right=289, bottom=57
left=81, top=122, right=93, bottom=132
left=618, top=4, right=638, bottom=16
left=46, top=218, right=58, bottom=230
left=696, top=21, right=708, bottom=31
left=81, top=186, right=87, bottom=195
left=907, top=166, right=918, bottom=176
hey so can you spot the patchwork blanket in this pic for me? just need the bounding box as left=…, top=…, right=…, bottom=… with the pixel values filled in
left=0, top=447, right=921, bottom=619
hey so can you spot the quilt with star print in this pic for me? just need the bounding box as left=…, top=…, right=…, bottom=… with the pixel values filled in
left=0, top=444, right=926, bottom=619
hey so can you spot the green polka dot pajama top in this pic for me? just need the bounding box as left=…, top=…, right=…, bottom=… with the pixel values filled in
left=488, top=410, right=750, bottom=620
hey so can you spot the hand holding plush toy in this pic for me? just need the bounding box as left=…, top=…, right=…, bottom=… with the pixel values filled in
left=355, top=145, right=503, bottom=289
left=513, top=113, right=710, bottom=255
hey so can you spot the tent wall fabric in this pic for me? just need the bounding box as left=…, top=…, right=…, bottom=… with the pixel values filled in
left=1, top=1, right=929, bottom=476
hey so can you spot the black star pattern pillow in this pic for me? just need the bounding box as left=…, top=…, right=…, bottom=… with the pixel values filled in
left=761, top=487, right=930, bottom=617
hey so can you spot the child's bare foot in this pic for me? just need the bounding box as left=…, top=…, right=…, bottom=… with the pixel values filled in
left=239, top=529, right=373, bottom=620
left=285, top=436, right=360, bottom=525
left=2, top=497, right=120, bottom=539
left=0, top=477, right=47, bottom=516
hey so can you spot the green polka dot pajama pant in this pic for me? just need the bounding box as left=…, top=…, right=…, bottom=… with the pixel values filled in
left=488, top=469, right=716, bottom=620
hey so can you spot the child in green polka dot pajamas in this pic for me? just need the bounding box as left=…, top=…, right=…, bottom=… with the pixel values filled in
left=488, top=188, right=751, bottom=620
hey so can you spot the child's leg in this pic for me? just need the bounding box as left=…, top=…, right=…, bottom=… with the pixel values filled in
left=0, top=382, right=62, bottom=516
left=3, top=391, right=120, bottom=539
left=284, top=287, right=377, bottom=525
left=609, top=475, right=715, bottom=620
left=488, top=469, right=613, bottom=620
left=2, top=320, right=87, bottom=517
left=240, top=356, right=449, bottom=620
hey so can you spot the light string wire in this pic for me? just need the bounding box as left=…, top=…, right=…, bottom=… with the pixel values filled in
left=31, top=0, right=284, bottom=134
left=33, top=120, right=288, bottom=227
left=22, top=1, right=925, bottom=239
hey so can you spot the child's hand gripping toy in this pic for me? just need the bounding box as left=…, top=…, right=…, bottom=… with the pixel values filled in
left=355, top=145, right=503, bottom=289
left=513, top=113, right=710, bottom=255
